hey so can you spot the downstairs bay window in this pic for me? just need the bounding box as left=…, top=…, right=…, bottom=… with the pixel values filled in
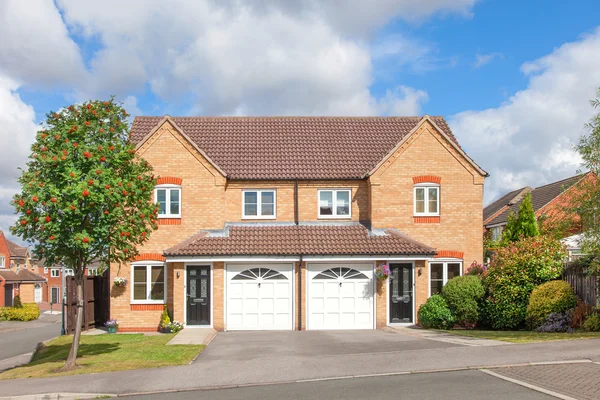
left=131, top=263, right=166, bottom=303
left=429, top=261, right=462, bottom=295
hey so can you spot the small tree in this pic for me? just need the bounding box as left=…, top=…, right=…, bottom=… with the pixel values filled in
left=10, top=99, right=158, bottom=370
left=572, top=87, right=600, bottom=272
left=502, top=193, right=539, bottom=243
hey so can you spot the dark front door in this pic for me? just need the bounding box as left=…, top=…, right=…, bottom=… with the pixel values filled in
left=389, top=263, right=413, bottom=323
left=187, top=266, right=211, bottom=325
left=4, top=284, right=13, bottom=307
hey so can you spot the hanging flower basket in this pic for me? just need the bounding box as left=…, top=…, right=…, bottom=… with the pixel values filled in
left=375, top=264, right=391, bottom=280
left=113, top=277, right=127, bottom=287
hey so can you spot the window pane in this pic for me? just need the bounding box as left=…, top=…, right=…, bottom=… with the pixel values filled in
left=428, top=188, right=438, bottom=214
left=170, top=189, right=180, bottom=215
left=244, top=191, right=257, bottom=204
left=430, top=263, right=444, bottom=280
left=319, top=191, right=333, bottom=215
left=415, top=188, right=425, bottom=213
left=245, top=204, right=258, bottom=216
left=431, top=280, right=443, bottom=295
left=150, top=283, right=164, bottom=300
left=447, top=263, right=461, bottom=280
left=336, top=191, right=350, bottom=216
left=157, top=189, right=166, bottom=215
left=134, top=266, right=148, bottom=300
left=261, top=191, right=275, bottom=216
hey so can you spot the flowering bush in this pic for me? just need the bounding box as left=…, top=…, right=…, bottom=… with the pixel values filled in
left=113, top=277, right=127, bottom=287
left=466, top=261, right=487, bottom=276
left=536, top=311, right=573, bottom=333
left=375, top=264, right=390, bottom=280
left=104, top=319, right=119, bottom=328
left=167, top=321, right=184, bottom=333
left=482, top=235, right=567, bottom=329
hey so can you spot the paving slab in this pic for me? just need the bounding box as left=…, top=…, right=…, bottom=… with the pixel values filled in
left=167, top=328, right=216, bottom=345
left=492, top=362, right=600, bottom=400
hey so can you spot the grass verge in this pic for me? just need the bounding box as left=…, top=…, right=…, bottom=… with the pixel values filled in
left=443, top=329, right=600, bottom=343
left=0, top=333, right=204, bottom=379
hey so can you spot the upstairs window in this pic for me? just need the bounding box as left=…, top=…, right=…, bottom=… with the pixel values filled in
left=0, top=256, right=4, bottom=268
left=414, top=184, right=439, bottom=216
left=155, top=185, right=181, bottom=218
left=242, top=190, right=276, bottom=219
left=318, top=189, right=351, bottom=218
left=51, top=268, right=60, bottom=277
left=88, top=267, right=99, bottom=276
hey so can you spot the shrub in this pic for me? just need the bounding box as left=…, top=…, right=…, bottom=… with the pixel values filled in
left=0, top=303, right=40, bottom=321
left=13, top=295, right=23, bottom=309
left=583, top=311, right=600, bottom=332
left=465, top=261, right=487, bottom=276
left=442, top=275, right=485, bottom=326
left=482, top=236, right=567, bottom=329
left=160, top=305, right=171, bottom=329
left=526, top=280, right=577, bottom=329
left=537, top=311, right=574, bottom=333
left=418, top=295, right=455, bottom=329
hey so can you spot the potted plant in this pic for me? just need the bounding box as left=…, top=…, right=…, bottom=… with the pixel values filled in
left=375, top=264, right=391, bottom=280
left=159, top=305, right=171, bottom=333
left=113, top=277, right=127, bottom=287
left=105, top=319, right=119, bottom=334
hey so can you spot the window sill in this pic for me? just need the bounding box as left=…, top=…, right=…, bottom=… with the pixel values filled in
left=317, top=216, right=352, bottom=220
left=130, top=300, right=166, bottom=305
left=414, top=216, right=440, bottom=223
left=241, top=216, right=277, bottom=220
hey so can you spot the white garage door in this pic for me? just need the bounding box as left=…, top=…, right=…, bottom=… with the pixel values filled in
left=308, top=263, right=374, bottom=330
left=226, top=264, right=293, bottom=330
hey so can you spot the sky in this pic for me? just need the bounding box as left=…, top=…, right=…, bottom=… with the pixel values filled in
left=1, top=0, right=600, bottom=243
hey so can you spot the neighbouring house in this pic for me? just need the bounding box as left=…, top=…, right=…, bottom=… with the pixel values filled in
left=110, top=116, right=487, bottom=332
left=0, top=231, right=46, bottom=307
left=483, top=172, right=595, bottom=241
left=37, top=259, right=103, bottom=306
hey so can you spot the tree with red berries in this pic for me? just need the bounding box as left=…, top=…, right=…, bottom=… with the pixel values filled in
left=11, top=99, right=158, bottom=370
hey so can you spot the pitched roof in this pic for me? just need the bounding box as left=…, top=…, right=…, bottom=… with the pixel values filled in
left=130, top=116, right=464, bottom=180
left=0, top=268, right=45, bottom=282
left=485, top=174, right=586, bottom=227
left=483, top=187, right=531, bottom=222
left=5, top=238, right=29, bottom=259
left=164, top=223, right=435, bottom=257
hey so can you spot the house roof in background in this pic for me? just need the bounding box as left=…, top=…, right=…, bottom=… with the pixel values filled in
left=483, top=186, right=531, bottom=222
left=165, top=222, right=436, bottom=257
left=5, top=238, right=29, bottom=259
left=485, top=174, right=587, bottom=227
left=130, top=116, right=468, bottom=180
left=0, top=268, right=45, bottom=283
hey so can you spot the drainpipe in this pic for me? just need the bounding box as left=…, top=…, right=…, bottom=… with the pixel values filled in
left=295, top=179, right=302, bottom=331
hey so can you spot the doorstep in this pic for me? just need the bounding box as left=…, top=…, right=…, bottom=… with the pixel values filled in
left=384, top=326, right=510, bottom=347
left=167, top=328, right=216, bottom=346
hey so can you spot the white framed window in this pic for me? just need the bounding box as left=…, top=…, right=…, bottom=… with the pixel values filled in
left=154, top=185, right=181, bottom=218
left=414, top=184, right=439, bottom=216
left=0, top=256, right=4, bottom=268
left=51, top=287, right=60, bottom=304
left=131, top=263, right=166, bottom=304
left=318, top=189, right=351, bottom=218
left=51, top=268, right=60, bottom=277
left=65, top=269, right=74, bottom=276
left=242, top=190, right=276, bottom=219
left=44, top=267, right=48, bottom=274
left=491, top=226, right=503, bottom=242
left=88, top=267, right=99, bottom=276
left=429, top=261, right=462, bottom=296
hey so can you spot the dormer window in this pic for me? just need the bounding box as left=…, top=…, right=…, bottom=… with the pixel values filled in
left=414, top=184, right=439, bottom=216
left=155, top=185, right=181, bottom=218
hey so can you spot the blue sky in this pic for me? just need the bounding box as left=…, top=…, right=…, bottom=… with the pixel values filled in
left=1, top=0, right=600, bottom=242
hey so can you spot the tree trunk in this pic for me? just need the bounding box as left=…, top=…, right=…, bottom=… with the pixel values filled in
left=62, top=275, right=84, bottom=370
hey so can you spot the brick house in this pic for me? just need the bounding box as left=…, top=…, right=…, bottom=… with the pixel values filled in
left=36, top=259, right=103, bottom=306
left=110, top=116, right=487, bottom=332
left=0, top=231, right=46, bottom=307
left=483, top=172, right=595, bottom=241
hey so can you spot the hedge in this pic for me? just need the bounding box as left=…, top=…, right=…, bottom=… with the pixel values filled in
left=442, top=275, right=485, bottom=327
left=526, top=280, right=577, bottom=329
left=0, top=303, right=40, bottom=321
left=418, top=295, right=455, bottom=329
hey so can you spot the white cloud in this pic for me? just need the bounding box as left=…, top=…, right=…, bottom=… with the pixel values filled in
left=0, top=0, right=87, bottom=88
left=473, top=52, right=503, bottom=68
left=450, top=28, right=600, bottom=204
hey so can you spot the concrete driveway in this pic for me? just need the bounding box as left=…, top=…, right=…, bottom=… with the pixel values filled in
left=198, top=329, right=462, bottom=362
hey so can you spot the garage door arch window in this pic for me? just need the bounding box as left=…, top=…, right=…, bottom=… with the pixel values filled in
left=313, top=267, right=368, bottom=280
left=231, top=268, right=288, bottom=281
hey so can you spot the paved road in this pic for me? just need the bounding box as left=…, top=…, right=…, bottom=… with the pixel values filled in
left=0, top=313, right=61, bottom=361
left=126, top=370, right=553, bottom=400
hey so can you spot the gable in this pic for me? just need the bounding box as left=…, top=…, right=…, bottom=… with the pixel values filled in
left=130, top=116, right=473, bottom=180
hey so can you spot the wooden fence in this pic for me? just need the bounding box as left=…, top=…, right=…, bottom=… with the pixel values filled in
left=66, top=274, right=110, bottom=333
left=562, top=263, right=598, bottom=306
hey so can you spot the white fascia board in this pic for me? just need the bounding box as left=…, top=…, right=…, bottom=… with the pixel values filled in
left=302, top=255, right=434, bottom=262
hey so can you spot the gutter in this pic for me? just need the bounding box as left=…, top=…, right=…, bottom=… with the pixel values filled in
left=295, top=178, right=303, bottom=331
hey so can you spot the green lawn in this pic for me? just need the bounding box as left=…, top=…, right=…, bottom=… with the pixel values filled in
left=443, top=329, right=600, bottom=343
left=0, top=333, right=204, bottom=379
